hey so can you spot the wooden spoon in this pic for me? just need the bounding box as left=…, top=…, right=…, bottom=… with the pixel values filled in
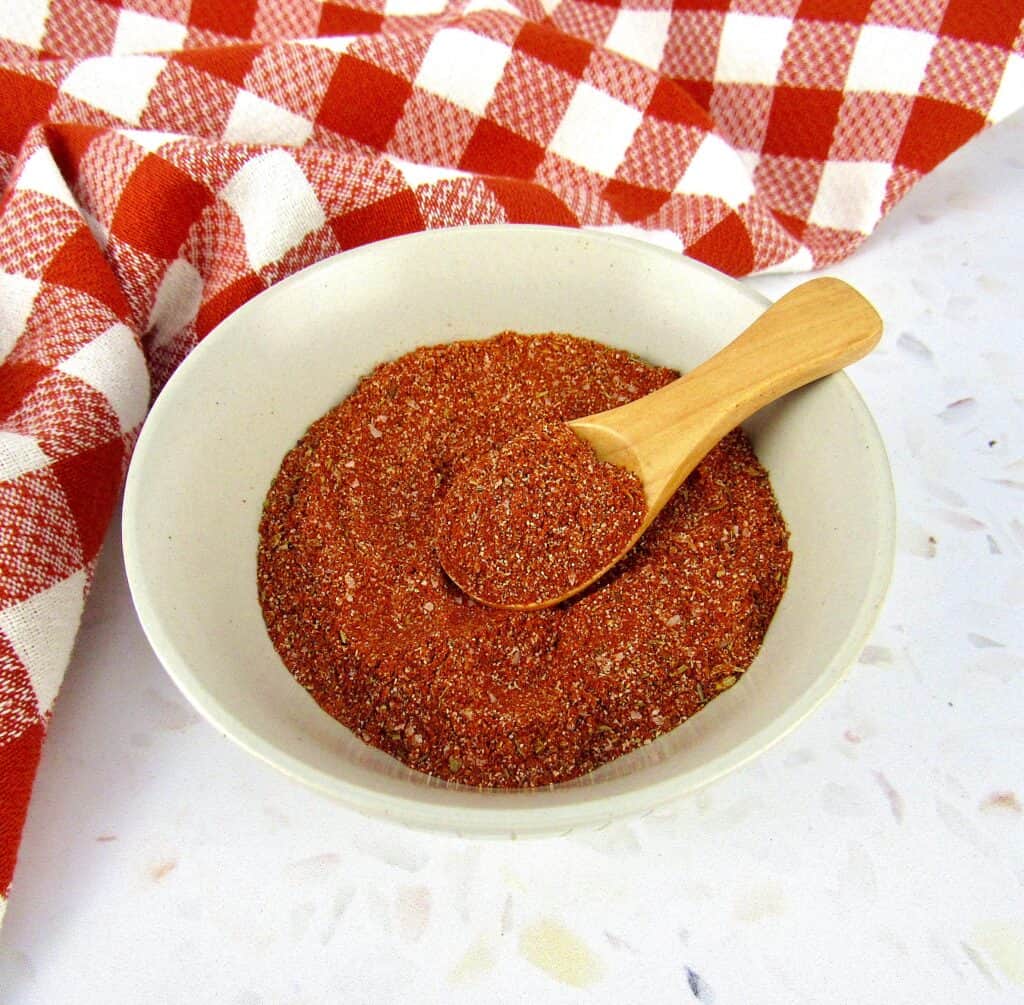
left=443, top=276, right=882, bottom=610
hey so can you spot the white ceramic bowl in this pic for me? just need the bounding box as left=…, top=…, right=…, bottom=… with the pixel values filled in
left=123, top=225, right=894, bottom=836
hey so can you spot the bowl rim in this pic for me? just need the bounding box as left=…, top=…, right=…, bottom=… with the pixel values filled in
left=123, top=223, right=896, bottom=835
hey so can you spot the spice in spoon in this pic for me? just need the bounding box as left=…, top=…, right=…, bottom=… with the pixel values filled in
left=436, top=422, right=647, bottom=607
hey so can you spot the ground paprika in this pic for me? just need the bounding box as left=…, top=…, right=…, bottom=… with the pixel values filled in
left=257, top=332, right=791, bottom=787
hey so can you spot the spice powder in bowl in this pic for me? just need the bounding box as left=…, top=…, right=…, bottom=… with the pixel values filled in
left=257, top=333, right=791, bottom=788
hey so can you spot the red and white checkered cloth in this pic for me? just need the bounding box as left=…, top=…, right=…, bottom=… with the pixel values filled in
left=1, top=0, right=1021, bottom=924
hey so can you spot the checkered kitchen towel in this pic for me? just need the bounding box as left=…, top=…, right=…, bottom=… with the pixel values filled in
left=1, top=0, right=1021, bottom=924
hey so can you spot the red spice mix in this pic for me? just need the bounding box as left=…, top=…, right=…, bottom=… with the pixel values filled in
left=435, top=421, right=648, bottom=607
left=257, top=332, right=791, bottom=787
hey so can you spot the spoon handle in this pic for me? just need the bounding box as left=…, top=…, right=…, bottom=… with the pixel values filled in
left=575, top=277, right=882, bottom=513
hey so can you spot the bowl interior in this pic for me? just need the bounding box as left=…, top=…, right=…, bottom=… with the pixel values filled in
left=123, top=225, right=894, bottom=836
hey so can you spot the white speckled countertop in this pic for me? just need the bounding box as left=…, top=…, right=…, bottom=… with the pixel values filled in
left=2, top=111, right=1022, bottom=1005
